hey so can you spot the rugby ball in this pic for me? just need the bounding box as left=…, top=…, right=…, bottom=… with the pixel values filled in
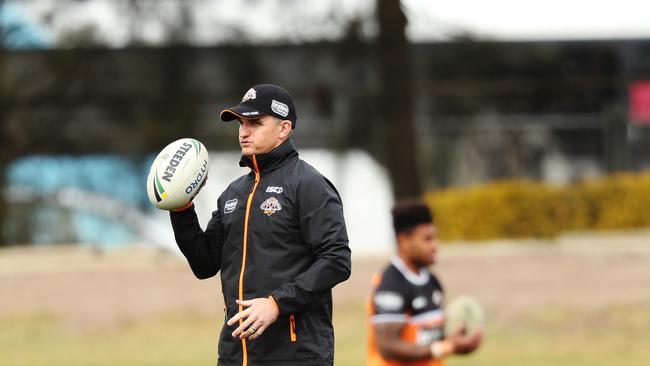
left=445, top=295, right=485, bottom=335
left=147, top=138, right=209, bottom=210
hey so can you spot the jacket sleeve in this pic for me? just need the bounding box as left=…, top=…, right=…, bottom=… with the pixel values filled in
left=270, top=175, right=352, bottom=314
left=169, top=203, right=224, bottom=280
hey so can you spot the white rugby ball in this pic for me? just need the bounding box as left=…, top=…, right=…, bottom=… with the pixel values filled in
left=147, top=138, right=209, bottom=210
left=445, top=295, right=485, bottom=335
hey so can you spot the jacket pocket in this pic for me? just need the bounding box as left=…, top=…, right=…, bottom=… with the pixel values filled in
left=289, top=313, right=297, bottom=342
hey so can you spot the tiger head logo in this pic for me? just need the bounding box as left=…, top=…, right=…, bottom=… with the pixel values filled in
left=242, top=88, right=257, bottom=102
left=260, top=197, right=282, bottom=216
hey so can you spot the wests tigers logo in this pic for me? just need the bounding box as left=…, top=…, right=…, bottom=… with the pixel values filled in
left=260, top=197, right=282, bottom=216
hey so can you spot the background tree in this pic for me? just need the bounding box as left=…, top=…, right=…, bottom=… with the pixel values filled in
left=375, top=0, right=421, bottom=199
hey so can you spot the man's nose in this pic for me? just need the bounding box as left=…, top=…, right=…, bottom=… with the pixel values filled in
left=239, top=124, right=250, bottom=137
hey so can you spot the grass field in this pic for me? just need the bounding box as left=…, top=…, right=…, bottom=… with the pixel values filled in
left=1, top=234, right=649, bottom=365
left=2, top=303, right=650, bottom=366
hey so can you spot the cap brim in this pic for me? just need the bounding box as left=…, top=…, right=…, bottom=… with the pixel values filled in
left=219, top=105, right=266, bottom=122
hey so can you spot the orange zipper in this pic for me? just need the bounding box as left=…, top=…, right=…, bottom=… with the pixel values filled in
left=239, top=155, right=260, bottom=366
left=290, top=314, right=297, bottom=342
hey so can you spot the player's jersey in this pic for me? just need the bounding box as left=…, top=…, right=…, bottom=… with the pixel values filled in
left=367, top=257, right=445, bottom=366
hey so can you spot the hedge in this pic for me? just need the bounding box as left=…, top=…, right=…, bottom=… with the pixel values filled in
left=424, top=171, right=650, bottom=241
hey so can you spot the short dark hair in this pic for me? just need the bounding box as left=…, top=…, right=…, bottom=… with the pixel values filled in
left=391, top=200, right=434, bottom=235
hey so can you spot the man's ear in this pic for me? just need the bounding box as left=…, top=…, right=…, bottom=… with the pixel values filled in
left=279, top=120, right=292, bottom=138
left=396, top=230, right=412, bottom=249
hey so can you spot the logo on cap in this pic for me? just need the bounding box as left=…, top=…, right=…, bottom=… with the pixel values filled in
left=271, top=99, right=289, bottom=118
left=242, top=88, right=257, bottom=102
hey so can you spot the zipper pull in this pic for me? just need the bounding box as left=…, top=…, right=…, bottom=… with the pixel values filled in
left=290, top=314, right=297, bottom=342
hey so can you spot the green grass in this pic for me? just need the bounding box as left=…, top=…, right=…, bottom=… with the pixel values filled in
left=445, top=304, right=650, bottom=366
left=2, top=304, right=649, bottom=366
left=0, top=311, right=220, bottom=366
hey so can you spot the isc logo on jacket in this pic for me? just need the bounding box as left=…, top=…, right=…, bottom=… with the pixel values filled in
left=266, top=186, right=284, bottom=194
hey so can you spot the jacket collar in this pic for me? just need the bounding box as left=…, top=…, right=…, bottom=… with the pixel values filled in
left=239, top=139, right=298, bottom=174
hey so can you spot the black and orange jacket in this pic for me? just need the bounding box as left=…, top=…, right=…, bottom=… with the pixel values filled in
left=170, top=139, right=351, bottom=366
left=367, top=257, right=445, bottom=366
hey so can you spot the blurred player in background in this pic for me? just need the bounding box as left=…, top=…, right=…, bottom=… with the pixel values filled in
left=367, top=200, right=483, bottom=366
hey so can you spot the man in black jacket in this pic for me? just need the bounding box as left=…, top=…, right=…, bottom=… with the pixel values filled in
left=169, top=84, right=351, bottom=366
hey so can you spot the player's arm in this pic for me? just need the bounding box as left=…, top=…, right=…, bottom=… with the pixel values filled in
left=374, top=322, right=435, bottom=361
left=446, top=325, right=484, bottom=355
left=169, top=203, right=224, bottom=279
left=370, top=274, right=437, bottom=361
left=375, top=322, right=482, bottom=360
left=269, top=176, right=351, bottom=314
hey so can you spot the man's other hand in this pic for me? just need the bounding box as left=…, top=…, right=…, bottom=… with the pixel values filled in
left=227, top=297, right=280, bottom=340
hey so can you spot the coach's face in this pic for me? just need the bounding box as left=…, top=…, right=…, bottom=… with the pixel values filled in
left=238, top=115, right=292, bottom=156
left=403, top=223, right=439, bottom=267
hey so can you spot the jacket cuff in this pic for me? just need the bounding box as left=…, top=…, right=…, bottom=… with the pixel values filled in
left=169, top=204, right=197, bottom=227
left=268, top=295, right=280, bottom=314
left=170, top=203, right=194, bottom=216
left=172, top=202, right=194, bottom=213
left=269, top=290, right=294, bottom=315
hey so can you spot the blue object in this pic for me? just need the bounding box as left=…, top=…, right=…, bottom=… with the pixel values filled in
left=0, top=3, right=49, bottom=49
left=6, top=155, right=155, bottom=247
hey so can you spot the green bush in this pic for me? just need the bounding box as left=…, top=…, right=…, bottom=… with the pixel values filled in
left=424, top=171, right=650, bottom=241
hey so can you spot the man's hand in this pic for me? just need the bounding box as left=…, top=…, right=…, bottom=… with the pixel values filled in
left=227, top=297, right=280, bottom=340
left=172, top=176, right=208, bottom=212
left=448, top=324, right=483, bottom=355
